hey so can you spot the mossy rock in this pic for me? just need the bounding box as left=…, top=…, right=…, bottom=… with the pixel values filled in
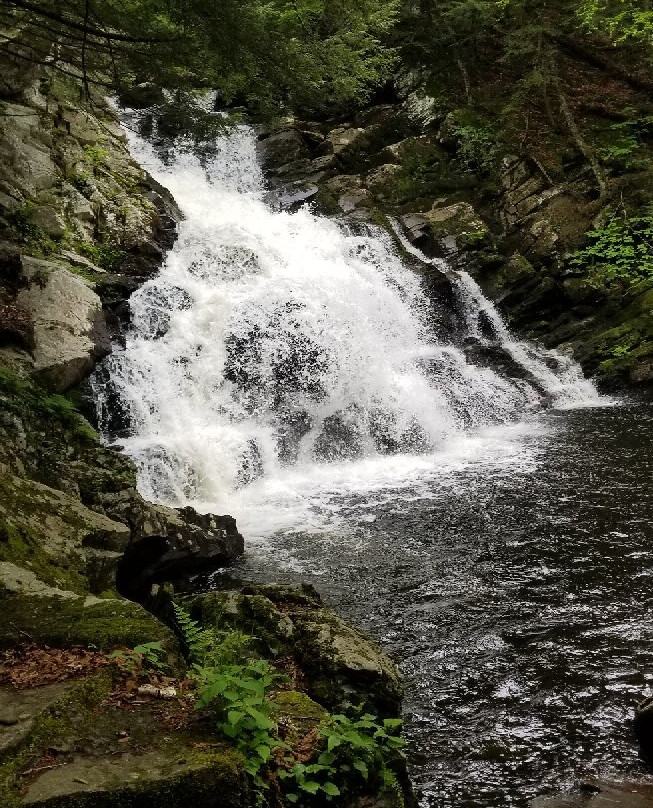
left=270, top=690, right=329, bottom=746
left=0, top=673, right=247, bottom=808
left=0, top=588, right=177, bottom=652
left=21, top=747, right=248, bottom=808
left=183, top=586, right=403, bottom=717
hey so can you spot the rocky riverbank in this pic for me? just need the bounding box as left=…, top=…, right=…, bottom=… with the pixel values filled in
left=0, top=62, right=414, bottom=808
left=255, top=65, right=653, bottom=390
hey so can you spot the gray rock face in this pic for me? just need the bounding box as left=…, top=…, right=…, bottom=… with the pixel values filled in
left=116, top=507, right=245, bottom=600
left=256, top=128, right=311, bottom=169
left=16, top=256, right=110, bottom=391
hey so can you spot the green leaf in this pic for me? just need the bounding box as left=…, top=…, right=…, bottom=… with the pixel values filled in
left=256, top=744, right=271, bottom=761
left=353, top=759, right=369, bottom=778
left=322, top=782, right=341, bottom=796
left=299, top=780, right=321, bottom=794
left=327, top=734, right=343, bottom=752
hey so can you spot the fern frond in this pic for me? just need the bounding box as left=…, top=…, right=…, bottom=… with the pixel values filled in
left=171, top=601, right=214, bottom=665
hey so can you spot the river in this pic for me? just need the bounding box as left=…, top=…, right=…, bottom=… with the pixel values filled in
left=226, top=400, right=653, bottom=806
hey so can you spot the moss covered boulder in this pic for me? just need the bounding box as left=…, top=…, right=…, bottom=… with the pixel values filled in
left=182, top=584, right=403, bottom=717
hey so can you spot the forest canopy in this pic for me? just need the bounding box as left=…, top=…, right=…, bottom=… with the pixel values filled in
left=0, top=0, right=399, bottom=116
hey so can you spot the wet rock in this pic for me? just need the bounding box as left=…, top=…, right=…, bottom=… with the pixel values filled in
left=185, top=585, right=404, bottom=716
left=119, top=81, right=166, bottom=109
left=116, top=507, right=244, bottom=600
left=463, top=338, right=548, bottom=397
left=256, top=128, right=311, bottom=170
left=401, top=202, right=489, bottom=256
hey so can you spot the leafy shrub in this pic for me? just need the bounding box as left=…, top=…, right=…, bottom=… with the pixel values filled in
left=83, top=145, right=110, bottom=167
left=597, top=116, right=652, bottom=171
left=566, top=207, right=653, bottom=288
left=3, top=202, right=57, bottom=255
left=78, top=240, right=125, bottom=271
left=109, top=641, right=166, bottom=674
left=0, top=369, right=98, bottom=443
left=172, top=603, right=285, bottom=780
left=172, top=603, right=407, bottom=802
left=452, top=123, right=499, bottom=173
left=280, top=707, right=405, bottom=804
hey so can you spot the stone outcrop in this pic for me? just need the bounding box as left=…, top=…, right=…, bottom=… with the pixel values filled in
left=255, top=95, right=652, bottom=388
left=0, top=68, right=180, bottom=387
left=15, top=256, right=110, bottom=391
left=182, top=585, right=404, bottom=717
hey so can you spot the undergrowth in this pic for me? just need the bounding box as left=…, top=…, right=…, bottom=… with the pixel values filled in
left=171, top=603, right=406, bottom=805
left=566, top=205, right=653, bottom=288
left=0, top=366, right=97, bottom=443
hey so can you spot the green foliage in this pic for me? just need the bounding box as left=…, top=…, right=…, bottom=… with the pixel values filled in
left=566, top=207, right=653, bottom=288
left=172, top=603, right=285, bottom=781
left=172, top=604, right=407, bottom=802
left=109, top=641, right=166, bottom=674
left=280, top=707, right=405, bottom=803
left=576, top=0, right=653, bottom=51
left=597, top=115, right=653, bottom=171
left=1, top=0, right=399, bottom=124
left=2, top=202, right=56, bottom=255
left=78, top=240, right=125, bottom=272
left=83, top=145, right=110, bottom=167
left=452, top=122, right=500, bottom=173
left=0, top=368, right=97, bottom=443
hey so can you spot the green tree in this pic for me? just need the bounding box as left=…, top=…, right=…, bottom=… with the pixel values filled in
left=0, top=0, right=398, bottom=119
left=576, top=0, right=653, bottom=50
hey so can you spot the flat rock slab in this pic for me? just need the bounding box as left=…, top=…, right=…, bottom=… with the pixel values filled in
left=22, top=746, right=248, bottom=807
left=0, top=682, right=73, bottom=754
left=24, top=748, right=201, bottom=804
left=533, top=782, right=653, bottom=808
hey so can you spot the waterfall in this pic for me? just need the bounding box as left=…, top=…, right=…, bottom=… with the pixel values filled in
left=95, top=125, right=603, bottom=531
left=390, top=219, right=600, bottom=408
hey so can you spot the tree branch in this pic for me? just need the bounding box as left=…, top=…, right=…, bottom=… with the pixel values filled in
left=2, top=0, right=180, bottom=44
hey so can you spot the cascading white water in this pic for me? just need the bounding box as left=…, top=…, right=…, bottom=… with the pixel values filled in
left=390, top=219, right=601, bottom=408
left=96, top=124, right=604, bottom=534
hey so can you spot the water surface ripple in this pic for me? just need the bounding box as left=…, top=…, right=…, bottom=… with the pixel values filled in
left=229, top=402, right=653, bottom=807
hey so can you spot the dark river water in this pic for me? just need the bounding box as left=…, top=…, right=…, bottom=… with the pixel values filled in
left=227, top=400, right=653, bottom=807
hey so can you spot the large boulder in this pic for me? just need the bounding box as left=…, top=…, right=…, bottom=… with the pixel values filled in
left=256, top=128, right=311, bottom=170
left=16, top=257, right=110, bottom=391
left=115, top=506, right=244, bottom=600
left=183, top=584, right=403, bottom=717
